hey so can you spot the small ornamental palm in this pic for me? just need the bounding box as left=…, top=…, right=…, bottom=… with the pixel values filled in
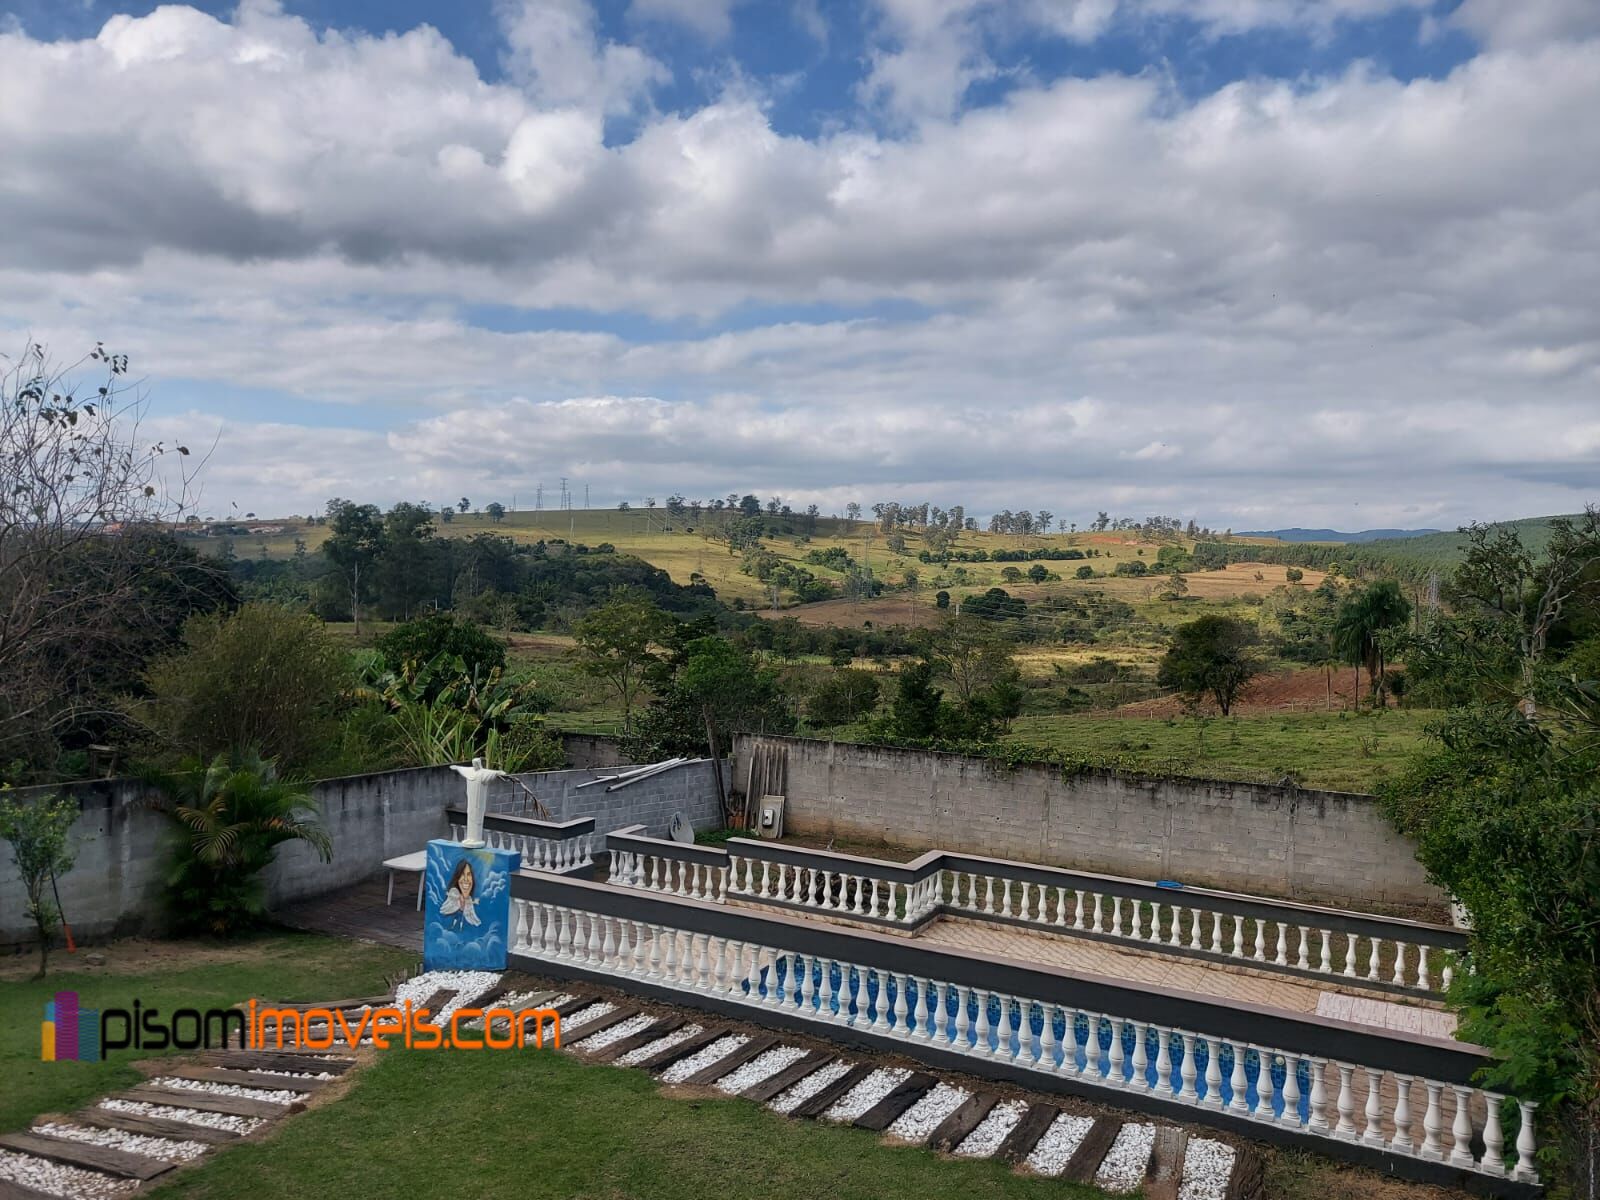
left=145, top=751, right=332, bottom=936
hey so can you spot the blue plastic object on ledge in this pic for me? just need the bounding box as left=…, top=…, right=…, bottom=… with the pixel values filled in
left=1156, top=879, right=1184, bottom=889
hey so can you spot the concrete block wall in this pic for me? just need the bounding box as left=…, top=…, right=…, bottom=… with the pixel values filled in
left=514, top=760, right=725, bottom=840
left=558, top=733, right=629, bottom=770
left=732, top=735, right=1445, bottom=916
left=2, top=759, right=725, bottom=951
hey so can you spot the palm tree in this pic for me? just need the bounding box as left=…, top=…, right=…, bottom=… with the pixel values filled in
left=145, top=752, right=332, bottom=935
left=1333, top=582, right=1413, bottom=708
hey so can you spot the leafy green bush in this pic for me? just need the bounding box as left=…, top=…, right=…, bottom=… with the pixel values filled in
left=145, top=753, right=331, bottom=937
left=376, top=614, right=506, bottom=682
left=0, top=794, right=78, bottom=975
left=138, top=603, right=351, bottom=771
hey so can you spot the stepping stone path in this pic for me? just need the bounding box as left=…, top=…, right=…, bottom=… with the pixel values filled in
left=0, top=968, right=1262, bottom=1199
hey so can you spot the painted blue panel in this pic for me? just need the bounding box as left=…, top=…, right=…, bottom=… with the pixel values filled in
left=423, top=839, right=521, bottom=972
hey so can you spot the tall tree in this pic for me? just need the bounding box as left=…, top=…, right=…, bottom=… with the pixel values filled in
left=1333, top=581, right=1412, bottom=706
left=1157, top=615, right=1261, bottom=715
left=0, top=342, right=209, bottom=769
left=323, top=498, right=384, bottom=634
left=572, top=596, right=667, bottom=722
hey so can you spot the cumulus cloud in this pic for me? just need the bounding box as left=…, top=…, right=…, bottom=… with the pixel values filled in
left=0, top=1, right=1597, bottom=526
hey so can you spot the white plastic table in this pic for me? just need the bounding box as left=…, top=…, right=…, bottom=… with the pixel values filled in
left=383, top=850, right=429, bottom=909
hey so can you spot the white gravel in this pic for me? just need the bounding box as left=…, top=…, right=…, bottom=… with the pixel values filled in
left=1023, top=1113, right=1096, bottom=1176
left=714, top=1046, right=810, bottom=1094
left=769, top=1061, right=853, bottom=1114
left=660, top=1034, right=749, bottom=1084
left=149, top=1077, right=299, bottom=1105
left=1093, top=1122, right=1156, bottom=1192
left=615, top=1024, right=704, bottom=1067
left=35, top=1122, right=209, bottom=1163
left=823, top=1067, right=912, bottom=1122
left=248, top=1068, right=337, bottom=1080
left=561, top=1002, right=615, bottom=1028
left=886, top=1083, right=969, bottom=1142
left=574, top=1013, right=655, bottom=1052
left=98, top=1099, right=265, bottom=1134
left=0, top=1149, right=138, bottom=1199
left=953, top=1099, right=1027, bottom=1158
left=394, top=969, right=504, bottom=1019
left=1178, top=1138, right=1238, bottom=1200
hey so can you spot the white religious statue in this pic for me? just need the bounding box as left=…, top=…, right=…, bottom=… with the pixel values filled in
left=449, top=757, right=507, bottom=848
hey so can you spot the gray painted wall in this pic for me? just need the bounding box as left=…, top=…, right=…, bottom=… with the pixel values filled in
left=557, top=733, right=629, bottom=770
left=732, top=735, right=1445, bottom=916
left=512, top=760, right=725, bottom=840
left=2, top=760, right=724, bottom=952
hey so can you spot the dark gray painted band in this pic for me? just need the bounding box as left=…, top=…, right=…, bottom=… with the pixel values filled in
left=447, top=807, right=594, bottom=838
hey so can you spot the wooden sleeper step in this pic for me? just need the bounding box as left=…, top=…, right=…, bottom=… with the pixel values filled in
left=198, top=1050, right=353, bottom=1075
left=562, top=1006, right=644, bottom=1046
left=997, top=1102, right=1062, bottom=1165
left=634, top=1027, right=728, bottom=1073
left=165, top=1065, right=324, bottom=1093
left=586, top=1017, right=686, bottom=1063
left=855, top=1073, right=938, bottom=1133
left=1060, top=1118, right=1124, bottom=1184
left=1144, top=1127, right=1190, bottom=1200
left=679, top=1035, right=780, bottom=1088
left=0, top=1130, right=174, bottom=1182
left=70, top=1108, right=240, bottom=1145
left=740, top=1050, right=837, bottom=1103
left=790, top=1063, right=875, bottom=1120
left=928, top=1094, right=999, bottom=1152
left=121, top=1086, right=296, bottom=1120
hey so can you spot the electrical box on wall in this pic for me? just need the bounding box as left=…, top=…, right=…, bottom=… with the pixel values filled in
left=755, top=794, right=785, bottom=840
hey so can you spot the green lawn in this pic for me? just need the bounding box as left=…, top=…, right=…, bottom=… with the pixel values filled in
left=147, top=1039, right=1108, bottom=1200
left=1006, top=709, right=1437, bottom=793
left=0, top=931, right=413, bottom=1133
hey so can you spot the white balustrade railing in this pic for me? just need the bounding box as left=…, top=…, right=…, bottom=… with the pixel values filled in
left=447, top=810, right=596, bottom=873
left=509, top=874, right=1537, bottom=1189
left=603, top=828, right=1468, bottom=997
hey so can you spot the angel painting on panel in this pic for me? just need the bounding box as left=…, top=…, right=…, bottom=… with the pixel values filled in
left=439, top=859, right=481, bottom=928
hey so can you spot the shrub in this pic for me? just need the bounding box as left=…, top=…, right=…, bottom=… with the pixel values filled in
left=0, top=794, right=78, bottom=975
left=376, top=613, right=506, bottom=679
left=146, top=752, right=331, bottom=936
left=1075, top=565, right=1095, bottom=579
left=139, top=604, right=351, bottom=771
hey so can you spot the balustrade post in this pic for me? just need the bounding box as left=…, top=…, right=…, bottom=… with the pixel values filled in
left=1229, top=1042, right=1248, bottom=1114
left=1232, top=915, right=1245, bottom=958
left=1204, top=1036, right=1224, bottom=1109
left=629, top=921, right=646, bottom=976
left=1055, top=886, right=1068, bottom=926
left=932, top=981, right=949, bottom=1044
left=1367, top=937, right=1381, bottom=981
left=1449, top=1086, right=1474, bottom=1167
left=1480, top=1093, right=1505, bottom=1177
left=1178, top=1030, right=1197, bottom=1102
left=1417, top=945, right=1431, bottom=991
left=1362, top=1068, right=1384, bottom=1145
left=1513, top=1101, right=1539, bottom=1183
left=1392, top=942, right=1408, bottom=986
left=1074, top=890, right=1086, bottom=929
left=743, top=942, right=762, bottom=1002
left=1092, top=893, right=1105, bottom=933
left=1308, top=1057, right=1329, bottom=1131
left=1279, top=1055, right=1301, bottom=1128
left=1391, top=1075, right=1414, bottom=1151
left=1153, top=1025, right=1171, bottom=1093
left=800, top=953, right=816, bottom=1011
left=1108, top=1018, right=1126, bottom=1087
left=870, top=879, right=881, bottom=918
left=1421, top=1081, right=1445, bottom=1160
left=984, top=876, right=996, bottom=915
left=1040, top=1003, right=1059, bottom=1072
left=1296, top=926, right=1310, bottom=969
left=1130, top=900, right=1144, bottom=940
left=1344, top=932, right=1358, bottom=977
left=1190, top=909, right=1205, bottom=951
left=913, top=976, right=930, bottom=1039
left=894, top=972, right=911, bottom=1035
left=954, top=984, right=971, bottom=1049
left=1110, top=895, right=1122, bottom=936
left=1131, top=1021, right=1149, bottom=1090
left=872, top=969, right=892, bottom=1033
left=1211, top=912, right=1224, bottom=954
left=974, top=988, right=992, bottom=1055
left=1319, top=929, right=1332, bottom=973
left=1258, top=1047, right=1279, bottom=1122
left=1335, top=1062, right=1357, bottom=1138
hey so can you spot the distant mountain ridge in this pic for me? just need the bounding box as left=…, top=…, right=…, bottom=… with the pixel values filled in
left=1239, top=527, right=1441, bottom=543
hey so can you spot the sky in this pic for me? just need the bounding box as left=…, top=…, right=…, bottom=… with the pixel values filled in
left=1, top=0, right=1597, bottom=529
